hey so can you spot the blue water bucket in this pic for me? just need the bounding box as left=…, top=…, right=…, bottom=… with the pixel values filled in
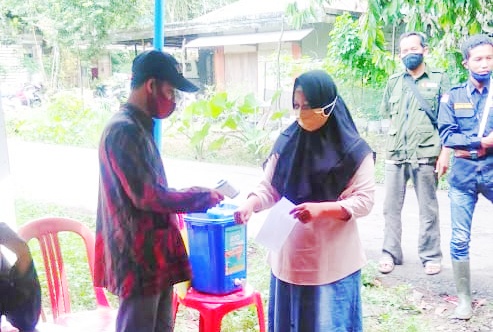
left=184, top=204, right=247, bottom=294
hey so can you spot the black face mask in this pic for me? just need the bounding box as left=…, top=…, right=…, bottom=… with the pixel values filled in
left=471, top=71, right=491, bottom=84
left=402, top=53, right=424, bottom=70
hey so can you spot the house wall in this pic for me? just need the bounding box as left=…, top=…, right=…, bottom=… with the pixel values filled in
left=196, top=24, right=333, bottom=109
left=301, top=23, right=332, bottom=59
left=213, top=47, right=225, bottom=91
left=0, top=45, right=30, bottom=94
left=92, top=54, right=112, bottom=80
left=224, top=45, right=258, bottom=96
left=258, top=42, right=298, bottom=109
left=0, top=89, right=16, bottom=228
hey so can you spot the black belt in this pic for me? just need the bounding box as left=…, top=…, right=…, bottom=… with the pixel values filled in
left=454, top=149, right=491, bottom=160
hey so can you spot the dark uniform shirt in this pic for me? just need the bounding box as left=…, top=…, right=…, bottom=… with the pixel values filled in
left=0, top=223, right=17, bottom=274
left=94, top=103, right=213, bottom=299
left=0, top=223, right=41, bottom=323
left=438, top=79, right=493, bottom=191
left=380, top=67, right=450, bottom=162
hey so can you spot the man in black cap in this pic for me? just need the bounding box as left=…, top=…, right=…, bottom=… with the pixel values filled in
left=94, top=50, right=224, bottom=332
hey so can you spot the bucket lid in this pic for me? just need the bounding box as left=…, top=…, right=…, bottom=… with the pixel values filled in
left=184, top=203, right=238, bottom=222
left=206, top=203, right=237, bottom=219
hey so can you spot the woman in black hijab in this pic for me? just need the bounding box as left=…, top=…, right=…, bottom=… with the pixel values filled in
left=235, top=70, right=375, bottom=332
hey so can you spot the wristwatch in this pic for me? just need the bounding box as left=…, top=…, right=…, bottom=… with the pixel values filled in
left=470, top=150, right=478, bottom=160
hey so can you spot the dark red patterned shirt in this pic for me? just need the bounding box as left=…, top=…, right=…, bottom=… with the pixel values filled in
left=94, top=103, right=213, bottom=298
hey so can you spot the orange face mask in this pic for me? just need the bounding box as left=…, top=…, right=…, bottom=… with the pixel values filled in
left=295, top=96, right=337, bottom=131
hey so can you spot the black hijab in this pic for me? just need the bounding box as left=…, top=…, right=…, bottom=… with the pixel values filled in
left=270, top=70, right=372, bottom=205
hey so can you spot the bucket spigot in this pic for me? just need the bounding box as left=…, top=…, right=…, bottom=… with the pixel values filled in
left=234, top=278, right=246, bottom=288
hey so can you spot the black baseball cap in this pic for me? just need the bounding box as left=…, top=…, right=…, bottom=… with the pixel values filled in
left=131, top=50, right=199, bottom=92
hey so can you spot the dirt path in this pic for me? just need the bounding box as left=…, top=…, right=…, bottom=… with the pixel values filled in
left=359, top=185, right=493, bottom=331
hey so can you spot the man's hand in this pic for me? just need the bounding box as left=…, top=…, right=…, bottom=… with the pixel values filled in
left=481, top=132, right=493, bottom=149
left=11, top=243, right=33, bottom=277
left=0, top=223, right=33, bottom=277
left=14, top=250, right=32, bottom=277
left=435, top=147, right=451, bottom=178
left=186, top=186, right=224, bottom=207
left=209, top=189, right=224, bottom=206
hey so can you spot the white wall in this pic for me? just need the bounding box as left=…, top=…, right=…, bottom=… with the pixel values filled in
left=0, top=84, right=16, bottom=228
left=258, top=43, right=296, bottom=109
left=0, top=45, right=30, bottom=94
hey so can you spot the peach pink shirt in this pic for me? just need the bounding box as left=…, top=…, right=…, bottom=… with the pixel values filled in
left=251, top=153, right=375, bottom=285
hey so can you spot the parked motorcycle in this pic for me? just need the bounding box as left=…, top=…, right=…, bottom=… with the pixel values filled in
left=12, top=83, right=43, bottom=108
left=93, top=83, right=129, bottom=105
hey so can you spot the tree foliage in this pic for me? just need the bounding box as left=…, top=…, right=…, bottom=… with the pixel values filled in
left=293, top=0, right=493, bottom=84
left=323, top=14, right=389, bottom=120
left=166, top=0, right=237, bottom=22
left=360, top=0, right=493, bottom=58
left=0, top=0, right=237, bottom=57
left=0, top=0, right=237, bottom=89
left=285, top=1, right=322, bottom=28
left=1, top=0, right=148, bottom=56
left=325, top=13, right=390, bottom=88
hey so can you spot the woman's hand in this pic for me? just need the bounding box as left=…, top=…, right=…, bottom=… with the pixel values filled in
left=290, top=202, right=324, bottom=223
left=234, top=206, right=253, bottom=224
left=290, top=201, right=351, bottom=223
left=234, top=195, right=260, bottom=224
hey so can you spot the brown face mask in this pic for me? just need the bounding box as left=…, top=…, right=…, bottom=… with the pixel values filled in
left=295, top=96, right=337, bottom=131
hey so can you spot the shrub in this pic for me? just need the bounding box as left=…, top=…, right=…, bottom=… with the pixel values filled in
left=6, top=91, right=113, bottom=148
left=169, top=91, right=286, bottom=162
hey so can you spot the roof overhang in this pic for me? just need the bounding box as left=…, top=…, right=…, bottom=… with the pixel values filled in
left=185, top=28, right=313, bottom=48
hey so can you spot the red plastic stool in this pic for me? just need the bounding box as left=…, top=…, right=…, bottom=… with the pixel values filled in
left=173, top=284, right=266, bottom=332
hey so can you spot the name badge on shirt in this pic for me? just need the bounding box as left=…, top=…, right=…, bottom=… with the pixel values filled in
left=422, top=82, right=438, bottom=88
left=453, top=102, right=474, bottom=109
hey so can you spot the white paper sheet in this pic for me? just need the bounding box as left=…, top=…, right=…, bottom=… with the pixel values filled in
left=254, top=197, right=298, bottom=252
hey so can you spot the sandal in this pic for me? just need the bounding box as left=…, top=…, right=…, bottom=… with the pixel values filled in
left=424, top=261, right=441, bottom=275
left=378, top=254, right=395, bottom=274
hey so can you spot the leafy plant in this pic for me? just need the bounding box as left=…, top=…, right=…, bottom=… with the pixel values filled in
left=171, top=91, right=286, bottom=161
left=110, top=50, right=133, bottom=74
left=222, top=93, right=286, bottom=160
left=171, top=91, right=230, bottom=160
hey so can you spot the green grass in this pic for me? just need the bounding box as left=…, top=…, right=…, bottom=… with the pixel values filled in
left=15, top=199, right=119, bottom=314
left=15, top=198, right=433, bottom=331
left=362, top=282, right=430, bottom=331
left=15, top=198, right=270, bottom=330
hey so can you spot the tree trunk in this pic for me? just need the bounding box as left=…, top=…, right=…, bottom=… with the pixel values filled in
left=275, top=16, right=285, bottom=113
left=31, top=26, right=47, bottom=84
left=50, top=45, right=60, bottom=90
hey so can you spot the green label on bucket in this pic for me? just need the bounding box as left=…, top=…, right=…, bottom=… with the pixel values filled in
left=224, top=225, right=246, bottom=276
